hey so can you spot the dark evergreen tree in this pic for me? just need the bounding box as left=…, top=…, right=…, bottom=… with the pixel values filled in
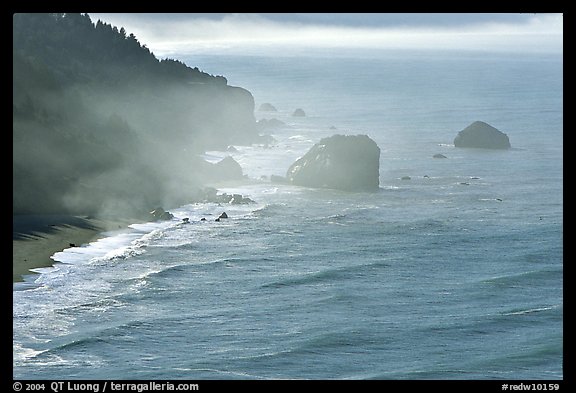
left=13, top=13, right=257, bottom=216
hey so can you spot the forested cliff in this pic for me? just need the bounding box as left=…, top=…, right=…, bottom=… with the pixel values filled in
left=13, top=13, right=259, bottom=216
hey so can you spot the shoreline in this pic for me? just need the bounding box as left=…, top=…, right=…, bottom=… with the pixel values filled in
left=13, top=214, right=139, bottom=283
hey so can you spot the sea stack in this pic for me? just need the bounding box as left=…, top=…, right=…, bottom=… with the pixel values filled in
left=211, top=156, right=243, bottom=181
left=286, top=134, right=380, bottom=192
left=259, top=103, right=277, bottom=111
left=454, top=121, right=511, bottom=149
left=292, top=108, right=306, bottom=117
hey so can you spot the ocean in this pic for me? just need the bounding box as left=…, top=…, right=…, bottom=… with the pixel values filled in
left=13, top=48, right=563, bottom=380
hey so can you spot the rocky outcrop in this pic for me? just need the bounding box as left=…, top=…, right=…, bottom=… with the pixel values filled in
left=195, top=187, right=255, bottom=205
left=454, top=121, right=511, bottom=149
left=256, top=118, right=285, bottom=132
left=292, top=108, right=306, bottom=117
left=270, top=175, right=289, bottom=184
left=286, top=134, right=380, bottom=192
left=210, top=156, right=243, bottom=181
left=215, top=212, right=228, bottom=221
left=259, top=103, right=277, bottom=112
left=150, top=207, right=174, bottom=221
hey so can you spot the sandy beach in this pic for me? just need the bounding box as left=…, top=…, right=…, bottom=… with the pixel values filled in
left=13, top=214, right=138, bottom=283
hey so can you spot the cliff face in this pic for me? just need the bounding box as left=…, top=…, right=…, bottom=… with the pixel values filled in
left=13, top=13, right=258, bottom=216
left=286, top=134, right=381, bottom=192
left=185, top=84, right=258, bottom=149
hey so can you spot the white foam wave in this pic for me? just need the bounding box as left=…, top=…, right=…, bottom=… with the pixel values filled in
left=13, top=343, right=49, bottom=363
left=14, top=218, right=182, bottom=292
left=502, top=305, right=562, bottom=316
left=184, top=368, right=269, bottom=380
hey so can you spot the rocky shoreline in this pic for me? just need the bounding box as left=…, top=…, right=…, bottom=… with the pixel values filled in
left=13, top=187, right=257, bottom=283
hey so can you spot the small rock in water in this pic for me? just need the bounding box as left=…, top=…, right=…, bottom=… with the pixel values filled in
left=259, top=103, right=277, bottom=112
left=271, top=175, right=288, bottom=184
left=150, top=207, right=174, bottom=221
left=292, top=108, right=306, bottom=117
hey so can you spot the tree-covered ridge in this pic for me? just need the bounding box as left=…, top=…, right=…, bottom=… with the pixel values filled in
left=13, top=13, right=226, bottom=87
left=13, top=13, right=257, bottom=216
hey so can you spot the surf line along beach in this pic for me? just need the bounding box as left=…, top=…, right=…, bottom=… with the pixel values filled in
left=12, top=214, right=135, bottom=283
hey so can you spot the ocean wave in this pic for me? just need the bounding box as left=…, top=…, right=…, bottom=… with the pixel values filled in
left=30, top=226, right=175, bottom=289
left=49, top=228, right=166, bottom=267
left=13, top=335, right=109, bottom=372
left=13, top=280, right=43, bottom=291
left=260, top=260, right=391, bottom=290
left=22, top=317, right=152, bottom=363
left=418, top=301, right=563, bottom=342
left=181, top=368, right=269, bottom=380
left=46, top=336, right=110, bottom=352
left=141, top=264, right=190, bottom=279
left=230, top=329, right=387, bottom=372
left=294, top=331, right=377, bottom=354
left=249, top=203, right=288, bottom=218
left=478, top=268, right=562, bottom=288
left=406, top=218, right=454, bottom=233
left=260, top=271, right=333, bottom=289
left=53, top=297, right=126, bottom=316
left=90, top=244, right=147, bottom=262
left=465, top=333, right=563, bottom=379
left=370, top=367, right=478, bottom=380
left=500, top=304, right=562, bottom=317
left=288, top=134, right=312, bottom=141
left=315, top=213, right=348, bottom=222
left=13, top=343, right=49, bottom=363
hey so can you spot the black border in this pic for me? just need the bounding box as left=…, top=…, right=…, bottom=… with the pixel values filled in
left=9, top=6, right=566, bottom=390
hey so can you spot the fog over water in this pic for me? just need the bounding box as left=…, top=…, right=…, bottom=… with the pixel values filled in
left=90, top=13, right=563, bottom=56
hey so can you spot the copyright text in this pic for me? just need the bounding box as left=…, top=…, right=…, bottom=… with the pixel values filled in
left=12, top=382, right=199, bottom=393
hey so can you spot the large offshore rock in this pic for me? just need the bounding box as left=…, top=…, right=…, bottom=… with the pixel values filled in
left=210, top=156, right=244, bottom=181
left=258, top=103, right=277, bottom=112
left=292, top=108, right=306, bottom=117
left=286, top=134, right=380, bottom=192
left=454, top=121, right=511, bottom=149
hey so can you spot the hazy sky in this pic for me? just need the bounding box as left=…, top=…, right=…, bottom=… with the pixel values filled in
left=88, top=13, right=563, bottom=56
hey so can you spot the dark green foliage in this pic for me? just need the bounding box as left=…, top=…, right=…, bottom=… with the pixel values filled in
left=13, top=13, right=220, bottom=87
left=13, top=13, right=257, bottom=216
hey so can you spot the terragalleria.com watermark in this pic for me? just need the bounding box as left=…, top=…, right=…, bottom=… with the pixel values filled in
left=13, top=382, right=199, bottom=393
